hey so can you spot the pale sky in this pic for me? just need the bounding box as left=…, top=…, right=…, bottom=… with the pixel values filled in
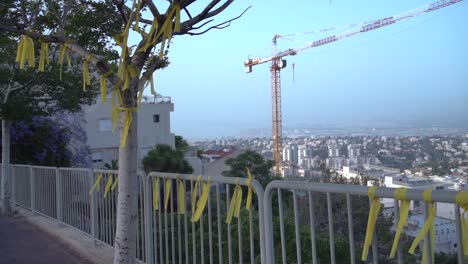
left=136, top=0, right=468, bottom=138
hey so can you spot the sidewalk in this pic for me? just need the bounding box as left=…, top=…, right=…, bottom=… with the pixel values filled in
left=0, top=214, right=94, bottom=264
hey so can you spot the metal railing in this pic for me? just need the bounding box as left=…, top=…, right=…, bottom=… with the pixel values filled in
left=145, top=172, right=265, bottom=264
left=263, top=180, right=465, bottom=264
left=4, top=164, right=467, bottom=263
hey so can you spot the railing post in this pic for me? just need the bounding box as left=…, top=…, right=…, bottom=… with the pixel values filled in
left=89, top=169, right=98, bottom=243
left=55, top=168, right=63, bottom=223
left=30, top=165, right=36, bottom=214
left=11, top=164, right=16, bottom=211
left=263, top=185, right=275, bottom=264
left=144, top=175, right=154, bottom=264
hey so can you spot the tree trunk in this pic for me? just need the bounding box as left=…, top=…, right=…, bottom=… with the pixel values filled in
left=114, top=112, right=139, bottom=263
left=1, top=119, right=12, bottom=216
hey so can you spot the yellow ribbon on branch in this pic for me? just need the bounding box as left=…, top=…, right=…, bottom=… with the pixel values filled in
left=16, top=35, right=35, bottom=69
left=111, top=176, right=118, bottom=191
left=89, top=173, right=103, bottom=194
left=409, top=189, right=435, bottom=263
left=245, top=168, right=257, bottom=210
left=116, top=107, right=137, bottom=148
left=100, top=70, right=113, bottom=104
left=455, top=191, right=468, bottom=258
left=58, top=43, right=71, bottom=81
left=164, top=179, right=171, bottom=210
left=38, top=41, right=49, bottom=72
left=191, top=177, right=211, bottom=222
left=361, top=186, right=382, bottom=261
left=153, top=178, right=160, bottom=210
left=103, top=174, right=114, bottom=198
left=226, top=179, right=243, bottom=224
left=82, top=54, right=94, bottom=91
left=178, top=179, right=186, bottom=214
left=389, top=188, right=411, bottom=259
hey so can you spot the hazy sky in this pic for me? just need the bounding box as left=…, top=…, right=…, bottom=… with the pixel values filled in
left=137, top=0, right=468, bottom=138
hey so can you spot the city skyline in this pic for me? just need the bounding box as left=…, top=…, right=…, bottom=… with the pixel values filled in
left=138, top=0, right=468, bottom=138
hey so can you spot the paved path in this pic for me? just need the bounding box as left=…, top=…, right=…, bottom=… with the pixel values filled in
left=0, top=215, right=94, bottom=264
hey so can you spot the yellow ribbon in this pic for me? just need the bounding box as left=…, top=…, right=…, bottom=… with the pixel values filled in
left=117, top=63, right=140, bottom=91
left=117, top=107, right=137, bottom=148
left=111, top=176, right=118, bottom=191
left=178, top=179, right=186, bottom=214
left=226, top=179, right=243, bottom=224
left=362, top=186, right=382, bottom=261
left=82, top=54, right=94, bottom=91
left=164, top=179, right=171, bottom=210
left=103, top=174, right=113, bottom=198
left=89, top=173, right=103, bottom=194
left=409, top=189, right=435, bottom=264
left=113, top=0, right=136, bottom=60
left=58, top=43, right=68, bottom=81
left=111, top=88, right=123, bottom=133
left=390, top=188, right=411, bottom=258
left=149, top=74, right=156, bottom=95
left=15, top=35, right=35, bottom=69
left=455, top=191, right=468, bottom=257
left=153, top=178, right=160, bottom=210
left=191, top=176, right=201, bottom=214
left=38, top=41, right=49, bottom=72
left=100, top=70, right=113, bottom=104
left=191, top=177, right=211, bottom=222
left=246, top=168, right=257, bottom=210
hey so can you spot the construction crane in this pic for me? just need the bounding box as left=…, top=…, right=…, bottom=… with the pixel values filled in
left=244, top=0, right=463, bottom=175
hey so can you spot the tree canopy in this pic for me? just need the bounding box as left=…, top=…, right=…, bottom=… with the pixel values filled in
left=222, top=150, right=276, bottom=186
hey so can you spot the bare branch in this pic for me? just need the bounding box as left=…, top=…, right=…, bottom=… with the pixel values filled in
left=184, top=6, right=251, bottom=36
left=20, top=1, right=30, bottom=25
left=142, top=0, right=162, bottom=21
left=190, top=19, right=213, bottom=30
left=183, top=7, right=192, bottom=20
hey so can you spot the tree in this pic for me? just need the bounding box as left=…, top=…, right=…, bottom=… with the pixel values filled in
left=0, top=1, right=248, bottom=262
left=142, top=144, right=193, bottom=174
left=0, top=19, right=97, bottom=215
left=222, top=150, right=277, bottom=186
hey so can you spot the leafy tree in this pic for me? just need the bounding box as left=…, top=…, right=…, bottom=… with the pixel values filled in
left=142, top=144, right=193, bottom=174
left=175, top=135, right=189, bottom=154
left=223, top=150, right=277, bottom=186
left=1, top=1, right=247, bottom=261
left=1, top=117, right=72, bottom=166
left=0, top=14, right=97, bottom=214
left=104, top=159, right=119, bottom=170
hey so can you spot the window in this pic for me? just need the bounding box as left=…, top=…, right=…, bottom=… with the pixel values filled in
left=98, top=119, right=112, bottom=131
left=153, top=114, right=160, bottom=123
left=92, top=152, right=103, bottom=163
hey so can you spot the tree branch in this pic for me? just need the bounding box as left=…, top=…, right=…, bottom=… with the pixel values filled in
left=183, top=6, right=251, bottom=36
left=142, top=0, right=162, bottom=21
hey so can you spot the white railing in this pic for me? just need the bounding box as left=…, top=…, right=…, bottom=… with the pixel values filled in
left=263, top=180, right=465, bottom=264
left=5, top=164, right=467, bottom=264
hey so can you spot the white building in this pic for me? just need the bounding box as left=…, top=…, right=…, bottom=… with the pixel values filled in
left=328, top=144, right=340, bottom=157
left=347, top=144, right=361, bottom=159
left=84, top=96, right=175, bottom=169
left=283, top=144, right=299, bottom=165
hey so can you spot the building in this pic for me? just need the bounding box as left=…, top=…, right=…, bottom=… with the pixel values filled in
left=85, top=96, right=175, bottom=169
left=283, top=144, right=299, bottom=165
left=328, top=144, right=340, bottom=157
left=326, top=156, right=347, bottom=170
left=347, top=144, right=361, bottom=159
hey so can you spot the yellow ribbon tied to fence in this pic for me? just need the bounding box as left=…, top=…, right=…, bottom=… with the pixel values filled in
left=245, top=168, right=257, bottom=210
left=82, top=54, right=94, bottom=91
left=455, top=191, right=468, bottom=257
left=153, top=178, right=160, bottom=210
left=226, top=179, right=243, bottom=224
left=191, top=176, right=201, bottom=214
left=390, top=188, right=411, bottom=259
left=191, top=177, right=211, bottom=223
left=111, top=177, right=118, bottom=191
left=103, top=174, right=114, bottom=198
left=164, top=179, right=171, bottom=210
left=178, top=179, right=186, bottom=214
left=38, top=41, right=49, bottom=72
left=409, top=189, right=435, bottom=263
left=89, top=174, right=103, bottom=194
left=16, top=35, right=35, bottom=69
left=100, top=70, right=113, bottom=104
left=361, top=186, right=382, bottom=261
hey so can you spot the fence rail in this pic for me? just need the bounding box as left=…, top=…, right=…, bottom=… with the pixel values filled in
left=2, top=164, right=466, bottom=263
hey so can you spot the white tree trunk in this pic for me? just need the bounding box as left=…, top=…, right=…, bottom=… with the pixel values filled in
left=113, top=112, right=139, bottom=263
left=1, top=119, right=12, bottom=216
